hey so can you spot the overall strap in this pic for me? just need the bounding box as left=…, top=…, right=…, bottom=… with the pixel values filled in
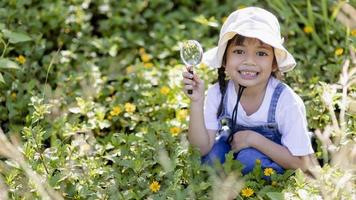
left=267, top=82, right=286, bottom=123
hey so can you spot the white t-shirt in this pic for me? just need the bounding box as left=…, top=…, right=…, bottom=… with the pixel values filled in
left=204, top=77, right=314, bottom=156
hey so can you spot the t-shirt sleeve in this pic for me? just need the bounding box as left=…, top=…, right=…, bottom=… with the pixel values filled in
left=204, top=84, right=221, bottom=130
left=277, top=90, right=314, bottom=156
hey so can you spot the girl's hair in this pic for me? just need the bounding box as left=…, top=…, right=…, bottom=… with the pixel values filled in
left=216, top=34, right=283, bottom=117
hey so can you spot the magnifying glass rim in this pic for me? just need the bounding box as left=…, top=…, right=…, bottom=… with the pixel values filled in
left=180, top=40, right=203, bottom=66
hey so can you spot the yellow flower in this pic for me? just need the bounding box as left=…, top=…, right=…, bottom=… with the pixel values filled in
left=303, top=26, right=313, bottom=34
left=160, top=86, right=170, bottom=95
left=110, top=106, right=122, bottom=116
left=149, top=181, right=160, bottom=192
left=126, top=65, right=135, bottom=73
left=241, top=187, right=254, bottom=197
left=144, top=62, right=154, bottom=68
left=198, top=62, right=207, bottom=68
left=11, top=92, right=17, bottom=100
left=170, top=127, right=182, bottom=136
left=125, top=103, right=136, bottom=113
left=141, top=53, right=151, bottom=62
left=351, top=29, right=356, bottom=36
left=264, top=168, right=275, bottom=176
left=177, top=109, right=188, bottom=121
left=15, top=55, right=26, bottom=64
left=255, top=159, right=261, bottom=165
left=335, top=48, right=343, bottom=56
left=139, top=47, right=145, bottom=55
left=271, top=181, right=277, bottom=186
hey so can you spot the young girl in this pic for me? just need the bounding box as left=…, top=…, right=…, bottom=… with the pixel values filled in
left=182, top=7, right=315, bottom=175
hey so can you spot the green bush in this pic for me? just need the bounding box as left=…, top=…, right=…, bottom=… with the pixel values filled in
left=0, top=0, right=354, bottom=199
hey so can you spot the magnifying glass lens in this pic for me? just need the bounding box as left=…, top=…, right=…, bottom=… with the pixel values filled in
left=180, top=40, right=203, bottom=94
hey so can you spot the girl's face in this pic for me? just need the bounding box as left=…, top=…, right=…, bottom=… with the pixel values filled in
left=225, top=36, right=276, bottom=89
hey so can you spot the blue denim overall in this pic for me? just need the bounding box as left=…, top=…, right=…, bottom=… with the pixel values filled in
left=201, top=82, right=286, bottom=175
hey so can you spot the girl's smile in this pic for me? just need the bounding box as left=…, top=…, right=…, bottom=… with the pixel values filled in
left=238, top=68, right=260, bottom=80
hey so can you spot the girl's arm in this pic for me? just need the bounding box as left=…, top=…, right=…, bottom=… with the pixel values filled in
left=230, top=130, right=314, bottom=171
left=182, top=68, right=216, bottom=155
left=188, top=100, right=216, bottom=155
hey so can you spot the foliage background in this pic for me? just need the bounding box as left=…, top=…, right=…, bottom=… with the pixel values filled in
left=0, top=0, right=355, bottom=199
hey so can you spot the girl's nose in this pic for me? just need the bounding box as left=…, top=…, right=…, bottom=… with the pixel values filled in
left=243, top=53, right=257, bottom=66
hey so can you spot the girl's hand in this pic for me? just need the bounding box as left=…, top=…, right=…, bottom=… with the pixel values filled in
left=182, top=66, right=205, bottom=102
left=230, top=130, right=258, bottom=153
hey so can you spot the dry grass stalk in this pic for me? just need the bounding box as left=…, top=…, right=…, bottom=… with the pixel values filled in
left=309, top=49, right=356, bottom=199
left=0, top=127, right=63, bottom=200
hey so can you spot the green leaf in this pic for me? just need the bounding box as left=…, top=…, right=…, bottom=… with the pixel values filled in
left=2, top=30, right=32, bottom=44
left=258, top=185, right=274, bottom=197
left=306, top=0, right=315, bottom=26
left=266, top=192, right=284, bottom=200
left=281, top=169, right=295, bottom=179
left=294, top=169, right=306, bottom=187
left=321, top=0, right=330, bottom=45
left=0, top=58, right=21, bottom=70
left=193, top=15, right=219, bottom=27
left=291, top=5, right=309, bottom=25
left=223, top=152, right=234, bottom=173
left=199, top=181, right=210, bottom=190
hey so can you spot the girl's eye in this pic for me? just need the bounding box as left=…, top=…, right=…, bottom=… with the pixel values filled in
left=233, top=49, right=244, bottom=54
left=257, top=51, right=268, bottom=56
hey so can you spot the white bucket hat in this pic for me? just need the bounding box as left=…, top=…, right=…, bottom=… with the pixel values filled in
left=202, top=7, right=296, bottom=72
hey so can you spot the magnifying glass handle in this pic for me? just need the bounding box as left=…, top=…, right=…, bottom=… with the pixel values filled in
left=188, top=68, right=193, bottom=95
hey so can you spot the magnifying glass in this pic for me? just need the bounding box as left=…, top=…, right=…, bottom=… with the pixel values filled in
left=180, top=40, right=203, bottom=94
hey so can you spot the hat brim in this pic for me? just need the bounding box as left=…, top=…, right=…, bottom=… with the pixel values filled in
left=202, top=30, right=296, bottom=72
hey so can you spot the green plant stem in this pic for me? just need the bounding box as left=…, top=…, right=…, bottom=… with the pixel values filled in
left=0, top=38, right=8, bottom=58
left=42, top=48, right=61, bottom=101
left=38, top=150, right=49, bottom=174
